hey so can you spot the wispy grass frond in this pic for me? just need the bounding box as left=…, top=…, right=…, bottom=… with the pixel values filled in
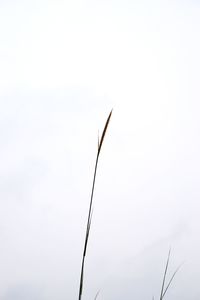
left=159, top=248, right=171, bottom=300
left=78, top=110, right=112, bottom=300
left=159, top=249, right=182, bottom=300
left=162, top=263, right=183, bottom=299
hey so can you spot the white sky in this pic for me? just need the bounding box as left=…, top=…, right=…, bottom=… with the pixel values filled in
left=0, top=0, right=200, bottom=299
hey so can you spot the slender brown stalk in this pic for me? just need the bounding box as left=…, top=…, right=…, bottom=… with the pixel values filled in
left=78, top=110, right=113, bottom=300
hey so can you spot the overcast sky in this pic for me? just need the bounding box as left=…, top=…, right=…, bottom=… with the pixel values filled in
left=1, top=0, right=200, bottom=299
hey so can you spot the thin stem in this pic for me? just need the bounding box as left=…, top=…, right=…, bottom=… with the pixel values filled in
left=78, top=110, right=112, bottom=300
left=159, top=248, right=171, bottom=300
left=78, top=153, right=99, bottom=300
left=162, top=263, right=182, bottom=299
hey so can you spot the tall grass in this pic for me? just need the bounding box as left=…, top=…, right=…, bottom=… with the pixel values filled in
left=159, top=249, right=182, bottom=300
left=78, top=110, right=112, bottom=300
left=78, top=110, right=181, bottom=300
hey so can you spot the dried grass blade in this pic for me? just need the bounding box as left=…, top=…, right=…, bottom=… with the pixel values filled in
left=159, top=248, right=171, bottom=300
left=98, top=110, right=113, bottom=154
left=78, top=110, right=112, bottom=300
left=162, top=263, right=182, bottom=299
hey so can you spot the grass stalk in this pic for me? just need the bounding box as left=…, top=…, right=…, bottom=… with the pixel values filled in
left=159, top=248, right=171, bottom=300
left=78, top=110, right=113, bottom=300
left=159, top=248, right=182, bottom=300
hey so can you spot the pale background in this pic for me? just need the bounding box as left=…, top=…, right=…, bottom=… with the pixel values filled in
left=0, top=0, right=200, bottom=299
